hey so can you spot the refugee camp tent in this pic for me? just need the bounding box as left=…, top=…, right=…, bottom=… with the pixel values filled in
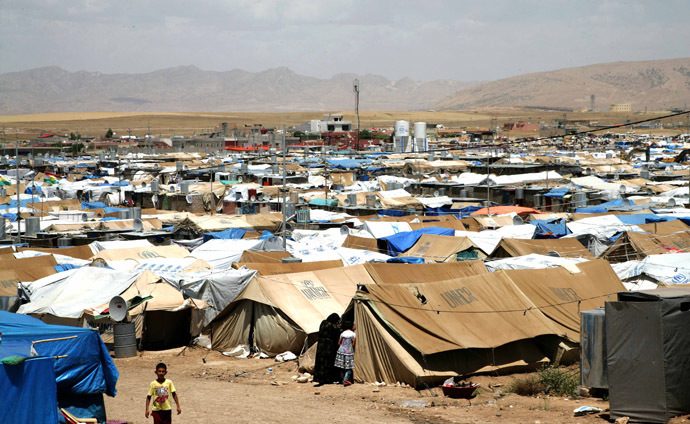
left=238, top=250, right=291, bottom=263
left=91, top=245, right=191, bottom=261
left=211, top=266, right=373, bottom=356
left=503, top=260, right=625, bottom=342
left=352, top=272, right=564, bottom=387
left=400, top=234, right=483, bottom=262
left=606, top=288, right=690, bottom=423
left=363, top=261, right=488, bottom=284
left=600, top=230, right=690, bottom=263
left=491, top=238, right=594, bottom=259
left=234, top=260, right=344, bottom=275
left=82, top=271, right=207, bottom=349
left=0, top=311, right=119, bottom=423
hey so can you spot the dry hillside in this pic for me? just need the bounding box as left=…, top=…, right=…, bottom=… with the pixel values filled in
left=435, top=57, right=690, bottom=112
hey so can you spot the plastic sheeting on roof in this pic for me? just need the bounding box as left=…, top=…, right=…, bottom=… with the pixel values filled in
left=379, top=227, right=455, bottom=256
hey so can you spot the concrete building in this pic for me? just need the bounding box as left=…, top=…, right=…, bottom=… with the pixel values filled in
left=309, top=114, right=352, bottom=132
left=610, top=104, right=632, bottom=112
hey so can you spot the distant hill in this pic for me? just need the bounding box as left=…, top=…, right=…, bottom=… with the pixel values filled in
left=434, top=57, right=690, bottom=111
left=0, top=66, right=475, bottom=114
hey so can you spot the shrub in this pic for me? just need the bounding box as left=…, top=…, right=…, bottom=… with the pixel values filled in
left=508, top=375, right=546, bottom=396
left=538, top=366, right=579, bottom=397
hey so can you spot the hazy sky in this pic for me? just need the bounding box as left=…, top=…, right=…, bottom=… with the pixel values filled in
left=2, top=0, right=689, bottom=82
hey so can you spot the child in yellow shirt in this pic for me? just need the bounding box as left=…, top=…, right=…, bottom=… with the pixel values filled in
left=145, top=363, right=181, bottom=424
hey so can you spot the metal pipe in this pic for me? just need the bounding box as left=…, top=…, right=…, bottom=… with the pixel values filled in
left=281, top=124, right=287, bottom=250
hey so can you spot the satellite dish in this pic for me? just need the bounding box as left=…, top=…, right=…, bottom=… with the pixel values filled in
left=237, top=175, right=244, bottom=183
left=250, top=195, right=257, bottom=202
left=340, top=225, right=350, bottom=235
left=133, top=218, right=143, bottom=232
left=109, top=296, right=128, bottom=322
left=81, top=213, right=88, bottom=222
left=433, top=190, right=440, bottom=197
left=285, top=223, right=293, bottom=231
left=90, top=258, right=108, bottom=268
left=343, top=198, right=351, bottom=207
left=375, top=200, right=383, bottom=208
left=669, top=198, right=677, bottom=207
left=512, top=215, right=524, bottom=225
left=619, top=185, right=627, bottom=194
left=141, top=182, right=147, bottom=188
left=546, top=250, right=561, bottom=257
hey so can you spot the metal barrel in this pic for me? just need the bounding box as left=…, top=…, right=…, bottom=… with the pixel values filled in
left=113, top=322, right=138, bottom=358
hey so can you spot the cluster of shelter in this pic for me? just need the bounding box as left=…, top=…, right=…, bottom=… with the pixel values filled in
left=2, top=131, right=690, bottom=422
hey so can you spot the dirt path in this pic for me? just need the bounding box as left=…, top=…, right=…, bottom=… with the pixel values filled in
left=103, top=347, right=676, bottom=424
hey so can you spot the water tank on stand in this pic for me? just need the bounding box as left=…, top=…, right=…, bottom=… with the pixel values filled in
left=414, top=122, right=427, bottom=152
left=176, top=161, right=183, bottom=171
left=296, top=209, right=311, bottom=223
left=459, top=189, right=468, bottom=198
left=118, top=209, right=132, bottom=219
left=366, top=194, right=378, bottom=207
left=640, top=168, right=650, bottom=180
left=573, top=191, right=587, bottom=208
left=25, top=216, right=40, bottom=237
left=131, top=207, right=142, bottom=220
left=515, top=187, right=525, bottom=200
left=0, top=217, right=5, bottom=239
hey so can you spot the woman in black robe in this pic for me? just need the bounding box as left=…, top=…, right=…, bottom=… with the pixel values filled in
left=313, top=313, right=341, bottom=386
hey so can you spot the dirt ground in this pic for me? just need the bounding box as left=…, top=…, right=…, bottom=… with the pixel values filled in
left=102, top=346, right=645, bottom=424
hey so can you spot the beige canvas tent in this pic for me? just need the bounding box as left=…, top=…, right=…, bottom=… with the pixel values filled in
left=83, top=271, right=207, bottom=349
left=492, top=238, right=594, bottom=259
left=211, top=265, right=374, bottom=356
left=352, top=272, right=563, bottom=387
left=233, top=260, right=344, bottom=275
left=351, top=260, right=624, bottom=387
left=400, top=234, right=484, bottom=263
left=363, top=261, right=488, bottom=285
left=601, top=231, right=690, bottom=263
left=92, top=245, right=191, bottom=261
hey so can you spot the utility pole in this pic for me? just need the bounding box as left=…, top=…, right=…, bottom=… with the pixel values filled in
left=15, top=133, right=20, bottom=243
left=281, top=124, right=287, bottom=250
left=486, top=153, right=491, bottom=216
left=353, top=79, right=360, bottom=150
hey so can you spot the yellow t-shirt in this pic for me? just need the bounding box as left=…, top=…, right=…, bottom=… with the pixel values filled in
left=148, top=379, right=175, bottom=411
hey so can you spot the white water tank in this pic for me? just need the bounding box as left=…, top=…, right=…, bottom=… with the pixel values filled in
left=394, top=121, right=410, bottom=137
left=414, top=122, right=427, bottom=152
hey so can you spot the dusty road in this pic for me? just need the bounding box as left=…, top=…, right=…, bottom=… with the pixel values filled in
left=104, top=347, right=680, bottom=424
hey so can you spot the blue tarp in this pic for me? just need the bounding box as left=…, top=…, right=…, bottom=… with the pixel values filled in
left=0, top=311, right=118, bottom=423
left=0, top=356, right=58, bottom=424
left=259, top=230, right=274, bottom=240
left=53, top=264, right=80, bottom=273
left=377, top=210, right=407, bottom=217
left=575, top=198, right=632, bottom=213
left=82, top=202, right=109, bottom=210
left=24, top=184, right=42, bottom=195
left=98, top=181, right=129, bottom=187
left=326, top=159, right=372, bottom=169
left=616, top=214, right=675, bottom=225
left=386, top=257, right=425, bottom=264
left=379, top=227, right=455, bottom=257
left=543, top=187, right=569, bottom=198
left=308, top=198, right=339, bottom=207
left=203, top=228, right=248, bottom=242
left=0, top=311, right=119, bottom=397
left=531, top=218, right=570, bottom=238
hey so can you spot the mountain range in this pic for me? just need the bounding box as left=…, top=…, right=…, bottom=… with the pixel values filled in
left=434, top=57, right=690, bottom=111
left=0, top=66, right=473, bottom=114
left=1, top=57, right=689, bottom=114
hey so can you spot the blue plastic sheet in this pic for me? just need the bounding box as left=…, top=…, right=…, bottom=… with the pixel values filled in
left=0, top=357, right=58, bottom=424
left=0, top=311, right=119, bottom=397
left=326, top=159, right=372, bottom=169
left=543, top=187, right=569, bottom=198
left=379, top=227, right=455, bottom=256
left=575, top=198, right=631, bottom=213
left=386, top=257, right=425, bottom=264
left=203, top=228, right=247, bottom=242
left=531, top=218, right=570, bottom=238
left=259, top=230, right=274, bottom=240
left=82, top=202, right=109, bottom=210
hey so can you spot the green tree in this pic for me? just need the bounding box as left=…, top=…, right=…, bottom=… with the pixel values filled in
left=104, top=128, right=114, bottom=138
left=359, top=129, right=373, bottom=139
left=70, top=132, right=77, bottom=140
